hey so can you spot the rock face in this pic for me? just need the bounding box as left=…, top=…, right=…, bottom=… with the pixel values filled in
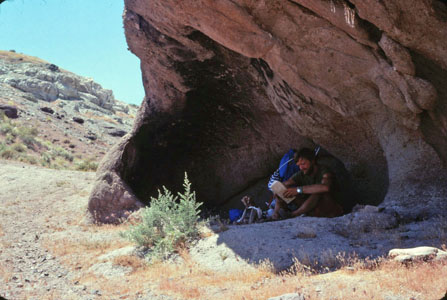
left=89, top=0, right=447, bottom=223
left=0, top=57, right=115, bottom=110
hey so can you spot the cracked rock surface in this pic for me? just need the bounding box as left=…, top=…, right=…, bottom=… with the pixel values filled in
left=90, top=0, right=447, bottom=223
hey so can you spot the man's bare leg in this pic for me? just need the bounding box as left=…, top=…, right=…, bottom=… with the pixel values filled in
left=272, top=197, right=285, bottom=220
left=273, top=197, right=307, bottom=220
left=291, top=193, right=321, bottom=217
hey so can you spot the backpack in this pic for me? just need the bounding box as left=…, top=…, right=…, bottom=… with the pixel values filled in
left=267, top=149, right=300, bottom=191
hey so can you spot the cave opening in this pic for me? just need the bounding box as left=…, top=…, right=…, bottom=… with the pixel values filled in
left=121, top=29, right=391, bottom=219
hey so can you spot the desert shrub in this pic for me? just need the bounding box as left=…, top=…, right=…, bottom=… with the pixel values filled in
left=39, top=139, right=53, bottom=150
left=75, top=158, right=98, bottom=171
left=5, top=133, right=16, bottom=144
left=16, top=152, right=36, bottom=164
left=121, top=173, right=202, bottom=260
left=12, top=143, right=26, bottom=153
left=17, top=126, right=39, bottom=149
left=0, top=118, right=39, bottom=149
left=0, top=147, right=16, bottom=159
left=52, top=157, right=71, bottom=169
left=40, top=151, right=52, bottom=166
left=50, top=146, right=73, bottom=162
left=0, top=121, right=17, bottom=136
left=22, top=155, right=38, bottom=165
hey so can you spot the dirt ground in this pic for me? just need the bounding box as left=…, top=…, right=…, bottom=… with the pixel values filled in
left=1, top=160, right=446, bottom=300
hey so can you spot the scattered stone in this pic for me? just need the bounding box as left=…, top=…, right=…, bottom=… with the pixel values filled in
left=40, top=107, right=54, bottom=114
left=108, top=129, right=127, bottom=137
left=72, top=117, right=84, bottom=124
left=47, top=64, right=59, bottom=72
left=0, top=105, right=18, bottom=119
left=55, top=113, right=64, bottom=119
left=85, top=133, right=97, bottom=141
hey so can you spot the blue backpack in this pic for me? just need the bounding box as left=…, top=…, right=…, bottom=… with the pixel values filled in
left=267, top=149, right=300, bottom=191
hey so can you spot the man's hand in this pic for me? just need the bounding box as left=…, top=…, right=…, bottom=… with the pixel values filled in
left=283, top=188, right=298, bottom=198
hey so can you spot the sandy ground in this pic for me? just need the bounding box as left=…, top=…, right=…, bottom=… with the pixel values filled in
left=1, top=160, right=446, bottom=300
left=0, top=160, right=98, bottom=299
left=0, top=160, right=176, bottom=299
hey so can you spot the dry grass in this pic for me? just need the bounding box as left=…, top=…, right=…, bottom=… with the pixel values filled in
left=39, top=219, right=447, bottom=300
left=74, top=247, right=447, bottom=300
left=305, top=259, right=447, bottom=299
left=112, top=255, right=148, bottom=272
left=42, top=224, right=132, bottom=272
left=0, top=50, right=49, bottom=65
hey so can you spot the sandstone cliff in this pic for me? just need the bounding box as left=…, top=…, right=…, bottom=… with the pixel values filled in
left=89, top=0, right=447, bottom=223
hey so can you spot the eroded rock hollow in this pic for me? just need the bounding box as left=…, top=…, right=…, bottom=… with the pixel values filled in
left=89, top=0, right=447, bottom=223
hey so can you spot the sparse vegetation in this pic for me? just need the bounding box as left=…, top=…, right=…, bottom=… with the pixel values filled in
left=74, top=158, right=99, bottom=171
left=121, top=173, right=202, bottom=261
left=0, top=112, right=99, bottom=171
left=0, top=50, right=50, bottom=65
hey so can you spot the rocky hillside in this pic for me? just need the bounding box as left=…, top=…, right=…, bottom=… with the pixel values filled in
left=0, top=50, right=138, bottom=169
left=89, top=0, right=447, bottom=223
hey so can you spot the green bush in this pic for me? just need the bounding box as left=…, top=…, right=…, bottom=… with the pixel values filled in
left=52, top=157, right=71, bottom=169
left=39, top=139, right=53, bottom=150
left=75, top=158, right=98, bottom=171
left=0, top=142, right=6, bottom=152
left=22, top=155, right=38, bottom=165
left=0, top=147, right=15, bottom=159
left=121, top=173, right=202, bottom=260
left=49, top=146, right=73, bottom=162
left=40, top=151, right=52, bottom=166
left=0, top=122, right=17, bottom=136
left=17, top=126, right=39, bottom=149
left=12, top=143, right=26, bottom=153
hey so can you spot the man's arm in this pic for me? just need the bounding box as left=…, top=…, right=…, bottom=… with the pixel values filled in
left=283, top=172, right=333, bottom=197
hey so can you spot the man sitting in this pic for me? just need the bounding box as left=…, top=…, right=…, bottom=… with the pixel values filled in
left=272, top=147, right=343, bottom=219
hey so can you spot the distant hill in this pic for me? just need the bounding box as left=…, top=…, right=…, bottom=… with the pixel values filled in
left=0, top=50, right=138, bottom=170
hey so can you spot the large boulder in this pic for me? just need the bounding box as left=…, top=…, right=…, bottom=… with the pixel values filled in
left=89, top=0, right=447, bottom=223
left=0, top=105, right=18, bottom=119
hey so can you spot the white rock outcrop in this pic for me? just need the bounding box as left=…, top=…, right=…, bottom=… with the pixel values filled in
left=0, top=60, right=115, bottom=111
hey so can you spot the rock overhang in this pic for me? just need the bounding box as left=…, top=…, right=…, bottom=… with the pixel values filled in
left=89, top=0, right=447, bottom=223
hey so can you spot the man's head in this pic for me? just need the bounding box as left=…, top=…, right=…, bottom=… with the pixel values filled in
left=294, top=148, right=316, bottom=174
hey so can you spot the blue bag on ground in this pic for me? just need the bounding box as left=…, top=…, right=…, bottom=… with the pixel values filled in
left=229, top=208, right=243, bottom=222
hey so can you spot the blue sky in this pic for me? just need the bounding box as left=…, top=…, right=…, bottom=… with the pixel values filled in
left=0, top=0, right=144, bottom=105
